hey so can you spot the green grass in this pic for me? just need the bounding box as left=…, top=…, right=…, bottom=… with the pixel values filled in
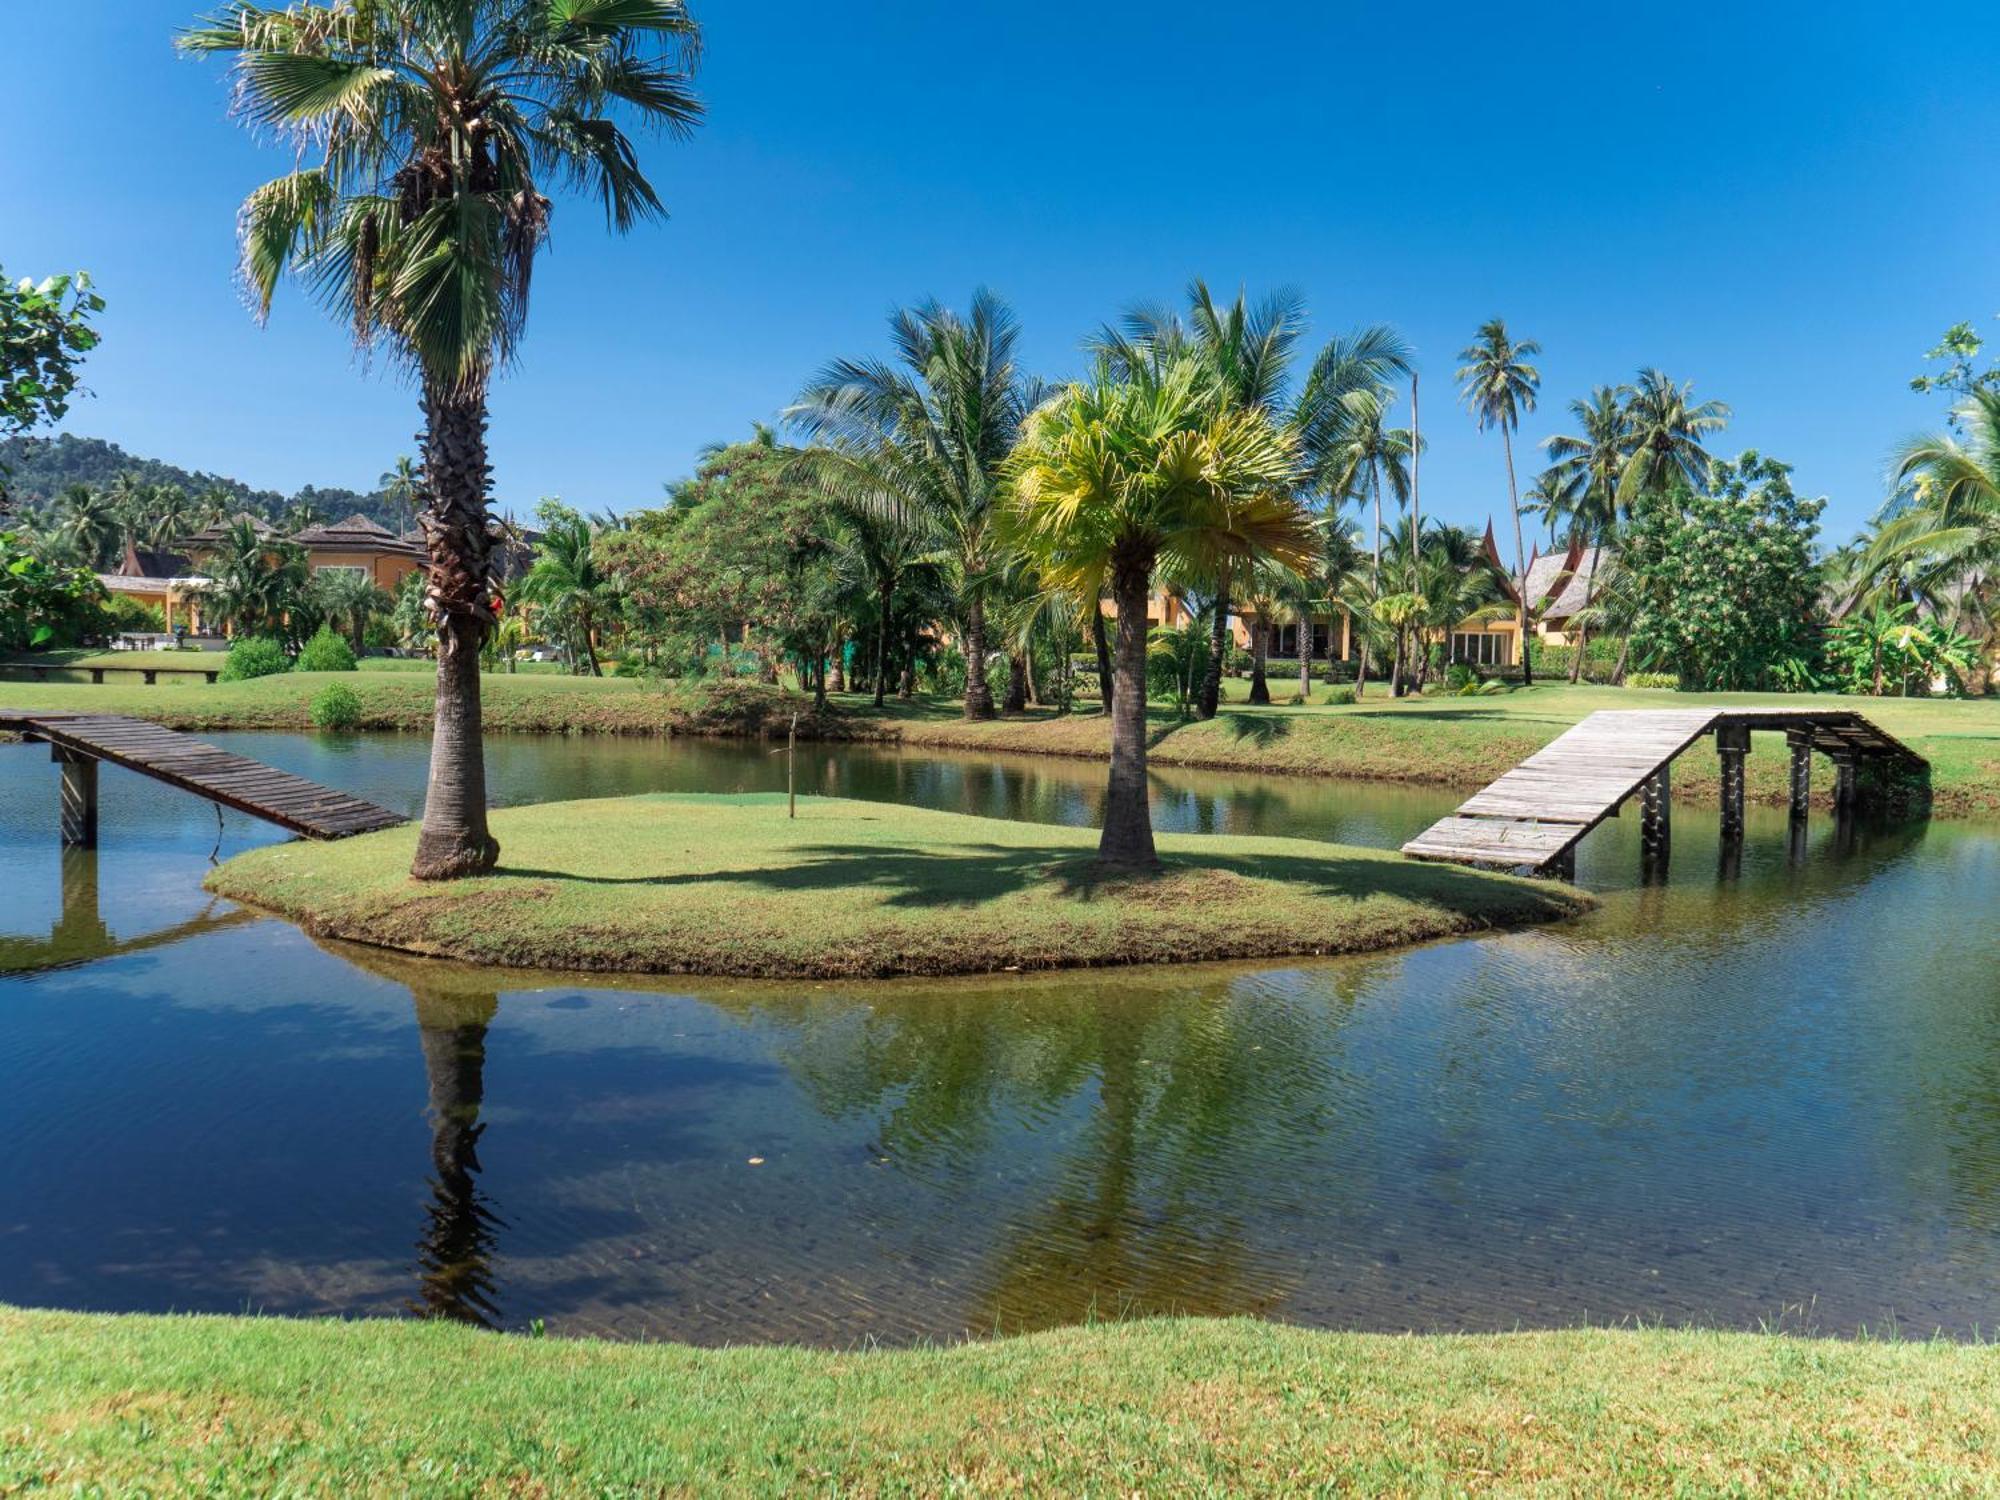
left=6, top=1308, right=1998, bottom=1495
left=6, top=667, right=1998, bottom=816
left=205, top=793, right=1586, bottom=977
left=0, top=647, right=223, bottom=676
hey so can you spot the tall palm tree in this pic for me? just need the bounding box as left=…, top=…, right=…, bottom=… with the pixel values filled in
left=789, top=291, right=1034, bottom=720
left=182, top=0, right=703, bottom=880
left=1003, top=357, right=1314, bottom=866
left=380, top=455, right=420, bottom=537
left=1456, top=318, right=1542, bottom=684
left=1537, top=386, right=1630, bottom=542
left=1616, top=368, right=1730, bottom=508
left=144, top=485, right=198, bottom=553
left=1097, top=286, right=1410, bottom=717
left=53, top=484, right=120, bottom=569
left=1327, top=387, right=1414, bottom=582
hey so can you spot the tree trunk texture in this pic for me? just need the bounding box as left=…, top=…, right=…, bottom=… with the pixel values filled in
left=1297, top=612, right=1313, bottom=701
left=1568, top=621, right=1589, bottom=684
left=1101, top=551, right=1160, bottom=868
left=1504, top=425, right=1534, bottom=687
left=828, top=647, right=845, bottom=694
left=1198, top=570, right=1228, bottom=719
left=1248, top=620, right=1271, bottom=704
left=412, top=384, right=500, bottom=881
left=1003, top=652, right=1028, bottom=714
left=875, top=579, right=893, bottom=707
left=962, top=595, right=995, bottom=719
left=1355, top=641, right=1371, bottom=700
left=1092, top=607, right=1114, bottom=710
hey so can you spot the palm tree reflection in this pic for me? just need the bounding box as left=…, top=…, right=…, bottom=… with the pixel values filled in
left=409, top=986, right=505, bottom=1328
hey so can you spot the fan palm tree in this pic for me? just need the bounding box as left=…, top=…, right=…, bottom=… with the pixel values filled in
left=1003, top=357, right=1314, bottom=866
left=313, top=567, right=393, bottom=653
left=789, top=291, right=1035, bottom=721
left=380, top=455, right=420, bottom=537
left=1616, top=368, right=1730, bottom=507
left=1456, top=318, right=1542, bottom=684
left=181, top=0, right=703, bottom=879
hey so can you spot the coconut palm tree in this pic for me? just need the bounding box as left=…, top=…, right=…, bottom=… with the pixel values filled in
left=518, top=508, right=619, bottom=676
left=1456, top=319, right=1542, bottom=684
left=380, top=455, right=420, bottom=537
left=1003, top=357, right=1314, bottom=866
left=789, top=292, right=1035, bottom=721
left=181, top=0, right=703, bottom=879
left=313, top=567, right=393, bottom=653
left=1537, top=386, right=1630, bottom=542
left=1616, top=368, right=1730, bottom=508
left=1870, top=389, right=2000, bottom=666
left=199, top=519, right=311, bottom=641
left=144, top=485, right=198, bottom=553
left=52, top=484, right=120, bottom=569
left=1095, top=286, right=1409, bottom=719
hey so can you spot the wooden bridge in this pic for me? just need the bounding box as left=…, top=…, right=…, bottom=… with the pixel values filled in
left=1, top=710, right=407, bottom=845
left=1402, top=708, right=1928, bottom=879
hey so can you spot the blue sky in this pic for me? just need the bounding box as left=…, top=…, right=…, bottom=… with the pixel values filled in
left=4, top=1, right=1997, bottom=544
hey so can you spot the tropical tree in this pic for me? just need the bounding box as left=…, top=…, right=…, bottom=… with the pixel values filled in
left=51, top=483, right=120, bottom=569
left=313, top=567, right=392, bottom=653
left=1456, top=318, right=1542, bottom=684
left=182, top=0, right=704, bottom=879
left=1002, top=357, right=1314, bottom=867
left=380, top=455, right=420, bottom=536
left=0, top=268, right=103, bottom=510
left=518, top=501, right=620, bottom=675
left=790, top=292, right=1035, bottom=721
left=1537, top=386, right=1630, bottom=543
left=1869, top=389, right=2000, bottom=670
left=197, top=519, right=313, bottom=641
left=1616, top=368, right=1730, bottom=507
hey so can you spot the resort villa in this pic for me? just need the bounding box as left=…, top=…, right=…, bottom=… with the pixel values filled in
left=97, top=513, right=426, bottom=637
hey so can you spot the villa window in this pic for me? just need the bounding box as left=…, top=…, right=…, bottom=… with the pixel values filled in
left=1451, top=631, right=1512, bottom=667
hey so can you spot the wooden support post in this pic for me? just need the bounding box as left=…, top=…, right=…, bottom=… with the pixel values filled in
left=1831, top=749, right=1858, bottom=811
left=1716, top=723, right=1750, bottom=838
left=1786, top=731, right=1812, bottom=823
left=1547, top=845, right=1576, bottom=882
left=1640, top=763, right=1671, bottom=867
left=54, top=746, right=98, bottom=848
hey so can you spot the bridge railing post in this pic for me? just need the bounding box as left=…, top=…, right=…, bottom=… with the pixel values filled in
left=53, top=746, right=98, bottom=848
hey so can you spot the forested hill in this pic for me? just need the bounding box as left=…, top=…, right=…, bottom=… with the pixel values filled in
left=0, top=433, right=398, bottom=529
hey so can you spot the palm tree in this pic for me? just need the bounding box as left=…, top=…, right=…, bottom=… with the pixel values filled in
left=1537, top=386, right=1630, bottom=542
left=1456, top=319, right=1542, bottom=684
left=380, top=455, right=420, bottom=537
left=517, top=509, right=619, bottom=676
left=52, top=484, right=120, bottom=569
left=1870, top=389, right=2000, bottom=667
left=789, top=292, right=1035, bottom=721
left=1097, top=287, right=1410, bottom=718
left=1616, top=368, right=1730, bottom=508
left=1003, top=357, right=1313, bottom=867
left=145, top=485, right=198, bottom=553
left=313, top=567, right=392, bottom=653
left=198, top=519, right=311, bottom=641
left=182, top=0, right=703, bottom=880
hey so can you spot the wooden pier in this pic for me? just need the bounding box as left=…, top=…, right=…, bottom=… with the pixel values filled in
left=1402, top=708, right=1928, bottom=879
left=1, top=710, right=407, bottom=844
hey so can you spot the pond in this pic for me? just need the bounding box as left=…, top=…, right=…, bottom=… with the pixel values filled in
left=3, top=729, right=1999, bottom=1344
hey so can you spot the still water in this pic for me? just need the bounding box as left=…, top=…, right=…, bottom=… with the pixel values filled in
left=3, top=730, right=1999, bottom=1343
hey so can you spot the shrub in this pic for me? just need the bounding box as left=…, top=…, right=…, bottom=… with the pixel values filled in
left=98, top=593, right=166, bottom=634
left=1476, top=679, right=1513, bottom=696
left=1444, top=662, right=1479, bottom=692
left=1625, top=671, right=1680, bottom=691
left=295, top=627, right=357, bottom=672
left=219, top=636, right=291, bottom=682
left=1322, top=685, right=1356, bottom=706
left=309, top=681, right=363, bottom=731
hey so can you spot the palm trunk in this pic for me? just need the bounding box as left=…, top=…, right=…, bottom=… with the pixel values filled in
left=1611, top=635, right=1631, bottom=686
left=1248, top=620, right=1271, bottom=704
left=1389, top=630, right=1405, bottom=698
left=1101, top=549, right=1159, bottom=868
left=580, top=608, right=601, bottom=677
left=963, top=594, right=994, bottom=719
left=1504, top=425, right=1533, bottom=687
left=1568, top=620, right=1588, bottom=684
left=828, top=643, right=845, bottom=694
left=1003, top=652, right=1028, bottom=714
left=898, top=662, right=915, bottom=700
left=411, top=384, right=500, bottom=882
left=1355, top=640, right=1371, bottom=700
left=413, top=988, right=500, bottom=1326
left=1092, top=607, right=1114, bottom=710
left=1297, top=610, right=1313, bottom=701
left=875, top=577, right=893, bottom=708
left=1198, top=565, right=1229, bottom=719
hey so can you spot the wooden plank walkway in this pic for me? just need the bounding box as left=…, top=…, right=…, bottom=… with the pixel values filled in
left=1402, top=708, right=1927, bottom=875
left=0, top=710, right=407, bottom=839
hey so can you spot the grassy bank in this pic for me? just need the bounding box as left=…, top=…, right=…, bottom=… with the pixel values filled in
left=6, top=669, right=1998, bottom=816
left=205, top=793, right=1585, bottom=977
left=6, top=1308, right=1998, bottom=1495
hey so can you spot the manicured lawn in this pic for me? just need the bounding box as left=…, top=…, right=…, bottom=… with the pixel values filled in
left=0, top=647, right=224, bottom=676
left=205, top=793, right=1586, bottom=977
left=5, top=1307, right=1997, bottom=1495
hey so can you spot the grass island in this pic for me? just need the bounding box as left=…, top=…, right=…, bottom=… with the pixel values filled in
left=203, top=793, right=1589, bottom=978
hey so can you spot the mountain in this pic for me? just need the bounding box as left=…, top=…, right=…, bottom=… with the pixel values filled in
left=0, top=433, right=404, bottom=531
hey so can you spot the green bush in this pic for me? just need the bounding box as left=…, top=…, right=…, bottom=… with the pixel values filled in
left=295, top=627, right=357, bottom=672
left=308, top=681, right=363, bottom=731
left=98, top=593, right=166, bottom=634
left=219, top=636, right=291, bottom=682
left=1444, top=662, right=1479, bottom=692
left=1625, top=671, right=1681, bottom=691
left=1322, top=685, right=1356, bottom=706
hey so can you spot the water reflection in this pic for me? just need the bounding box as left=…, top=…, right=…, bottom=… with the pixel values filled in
left=410, top=986, right=504, bottom=1328
left=0, top=848, right=257, bottom=974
